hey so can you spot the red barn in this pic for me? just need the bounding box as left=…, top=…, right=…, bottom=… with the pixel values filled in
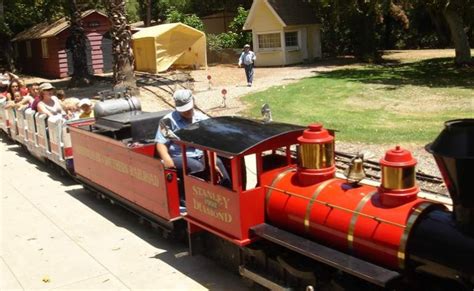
left=12, top=10, right=112, bottom=79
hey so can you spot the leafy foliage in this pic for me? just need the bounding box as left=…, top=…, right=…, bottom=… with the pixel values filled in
left=207, top=6, right=251, bottom=50
left=207, top=32, right=238, bottom=50
left=166, top=7, right=204, bottom=31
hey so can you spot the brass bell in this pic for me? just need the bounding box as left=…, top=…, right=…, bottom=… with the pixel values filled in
left=344, top=154, right=366, bottom=184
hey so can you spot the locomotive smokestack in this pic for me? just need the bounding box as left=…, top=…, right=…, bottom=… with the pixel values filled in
left=296, top=123, right=335, bottom=186
left=426, top=119, right=474, bottom=236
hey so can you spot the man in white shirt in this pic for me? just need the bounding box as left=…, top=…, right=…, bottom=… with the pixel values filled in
left=238, top=44, right=256, bottom=87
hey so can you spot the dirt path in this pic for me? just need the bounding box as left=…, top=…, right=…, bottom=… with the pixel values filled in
left=189, top=59, right=359, bottom=116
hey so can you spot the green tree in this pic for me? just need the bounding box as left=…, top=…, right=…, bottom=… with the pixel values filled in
left=207, top=6, right=251, bottom=50
left=166, top=7, right=204, bottom=31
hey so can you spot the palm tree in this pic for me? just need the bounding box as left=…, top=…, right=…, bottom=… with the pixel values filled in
left=103, top=0, right=137, bottom=93
left=67, top=0, right=93, bottom=87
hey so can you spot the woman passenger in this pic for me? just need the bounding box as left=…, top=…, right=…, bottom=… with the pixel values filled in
left=37, top=83, right=65, bottom=117
left=6, top=80, right=20, bottom=101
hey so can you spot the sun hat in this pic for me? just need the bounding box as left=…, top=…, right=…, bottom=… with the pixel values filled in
left=78, top=98, right=92, bottom=107
left=39, top=82, right=54, bottom=90
left=173, top=89, right=194, bottom=112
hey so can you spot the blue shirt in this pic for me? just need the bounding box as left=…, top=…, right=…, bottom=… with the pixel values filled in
left=155, top=110, right=208, bottom=158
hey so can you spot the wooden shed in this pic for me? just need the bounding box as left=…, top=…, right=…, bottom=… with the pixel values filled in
left=243, top=0, right=322, bottom=66
left=12, top=10, right=112, bottom=79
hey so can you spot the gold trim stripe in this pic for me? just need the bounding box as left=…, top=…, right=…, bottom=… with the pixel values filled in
left=304, top=179, right=336, bottom=232
left=347, top=191, right=378, bottom=251
left=265, top=168, right=295, bottom=214
left=397, top=202, right=433, bottom=269
left=265, top=185, right=406, bottom=229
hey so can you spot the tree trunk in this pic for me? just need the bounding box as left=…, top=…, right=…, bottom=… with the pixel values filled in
left=145, top=0, right=151, bottom=26
left=351, top=3, right=379, bottom=62
left=104, top=0, right=137, bottom=93
left=443, top=1, right=471, bottom=65
left=67, top=0, right=93, bottom=87
left=427, top=8, right=450, bottom=48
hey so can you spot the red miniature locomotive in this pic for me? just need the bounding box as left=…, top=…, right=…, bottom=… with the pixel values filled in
left=1, top=96, right=473, bottom=290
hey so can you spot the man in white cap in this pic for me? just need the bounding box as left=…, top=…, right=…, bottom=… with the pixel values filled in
left=155, top=89, right=229, bottom=193
left=238, top=44, right=256, bottom=87
left=155, top=89, right=230, bottom=203
left=155, top=89, right=207, bottom=169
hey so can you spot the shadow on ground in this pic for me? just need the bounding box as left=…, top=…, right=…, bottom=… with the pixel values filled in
left=310, top=58, right=474, bottom=90
left=1, top=133, right=247, bottom=290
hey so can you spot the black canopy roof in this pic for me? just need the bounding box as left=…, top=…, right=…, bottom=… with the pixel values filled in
left=175, top=116, right=305, bottom=157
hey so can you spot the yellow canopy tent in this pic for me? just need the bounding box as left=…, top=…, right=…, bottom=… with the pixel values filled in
left=132, top=22, right=207, bottom=73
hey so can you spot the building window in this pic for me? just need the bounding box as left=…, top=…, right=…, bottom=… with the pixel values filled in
left=257, top=33, right=281, bottom=50
left=285, top=31, right=299, bottom=49
left=26, top=41, right=32, bottom=58
left=41, top=39, right=49, bottom=58
left=87, top=21, right=100, bottom=28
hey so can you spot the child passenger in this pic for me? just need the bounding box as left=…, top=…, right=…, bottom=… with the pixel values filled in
left=78, top=98, right=94, bottom=118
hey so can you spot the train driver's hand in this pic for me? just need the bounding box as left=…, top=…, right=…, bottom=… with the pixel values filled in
left=163, top=157, right=175, bottom=169
left=215, top=166, right=224, bottom=182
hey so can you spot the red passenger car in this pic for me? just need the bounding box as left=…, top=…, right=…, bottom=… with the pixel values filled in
left=69, top=109, right=181, bottom=228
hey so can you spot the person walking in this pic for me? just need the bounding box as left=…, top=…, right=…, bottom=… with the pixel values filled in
left=238, top=44, right=256, bottom=87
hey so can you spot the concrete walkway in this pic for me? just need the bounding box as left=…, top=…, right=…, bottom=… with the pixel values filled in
left=0, top=135, right=248, bottom=290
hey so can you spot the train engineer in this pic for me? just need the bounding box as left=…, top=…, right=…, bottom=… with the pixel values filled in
left=154, top=89, right=231, bottom=202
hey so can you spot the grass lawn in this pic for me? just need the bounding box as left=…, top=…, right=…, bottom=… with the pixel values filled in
left=242, top=57, right=474, bottom=145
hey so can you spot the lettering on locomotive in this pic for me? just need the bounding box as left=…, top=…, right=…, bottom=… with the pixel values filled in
left=192, top=185, right=233, bottom=223
left=75, top=145, right=160, bottom=187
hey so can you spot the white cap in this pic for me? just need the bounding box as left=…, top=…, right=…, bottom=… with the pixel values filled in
left=78, top=98, right=92, bottom=107
left=39, top=82, right=54, bottom=90
left=173, top=89, right=194, bottom=112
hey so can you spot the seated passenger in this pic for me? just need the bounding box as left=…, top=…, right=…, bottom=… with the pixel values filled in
left=18, top=79, right=29, bottom=97
left=155, top=90, right=231, bottom=203
left=4, top=92, right=22, bottom=109
left=6, top=80, right=20, bottom=101
left=78, top=98, right=94, bottom=118
left=56, top=89, right=66, bottom=101
left=62, top=97, right=80, bottom=119
left=29, top=83, right=41, bottom=111
left=37, top=83, right=65, bottom=117
left=0, top=79, right=8, bottom=99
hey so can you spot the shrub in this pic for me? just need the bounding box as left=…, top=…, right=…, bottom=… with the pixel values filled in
left=207, top=32, right=239, bottom=50
left=207, top=6, right=252, bottom=51
left=166, top=8, right=204, bottom=31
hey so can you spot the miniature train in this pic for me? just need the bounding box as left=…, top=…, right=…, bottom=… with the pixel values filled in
left=1, top=96, right=473, bottom=290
